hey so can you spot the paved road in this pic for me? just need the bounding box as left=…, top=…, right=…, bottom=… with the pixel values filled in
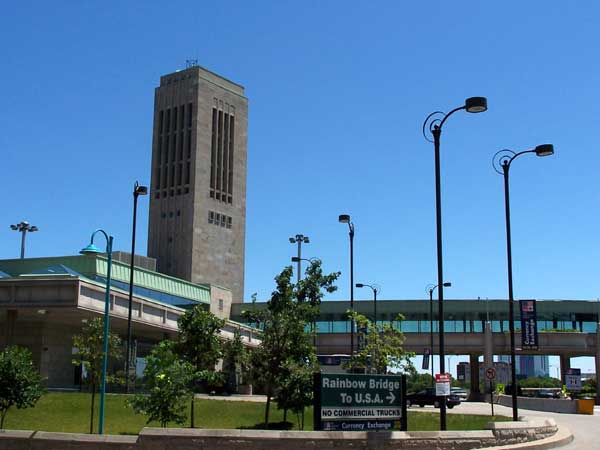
left=442, top=402, right=600, bottom=449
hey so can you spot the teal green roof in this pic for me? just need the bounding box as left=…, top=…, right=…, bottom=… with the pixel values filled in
left=0, top=255, right=211, bottom=305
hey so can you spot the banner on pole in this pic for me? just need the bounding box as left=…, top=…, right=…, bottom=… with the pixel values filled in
left=519, top=300, right=539, bottom=350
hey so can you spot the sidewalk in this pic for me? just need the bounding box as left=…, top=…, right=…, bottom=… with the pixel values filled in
left=195, top=393, right=268, bottom=403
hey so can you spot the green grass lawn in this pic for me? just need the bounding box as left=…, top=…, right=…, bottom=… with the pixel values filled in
left=3, top=392, right=509, bottom=434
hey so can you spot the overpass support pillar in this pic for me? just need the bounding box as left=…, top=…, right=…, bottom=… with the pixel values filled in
left=467, top=354, right=482, bottom=401
left=596, top=323, right=600, bottom=405
left=560, top=354, right=570, bottom=386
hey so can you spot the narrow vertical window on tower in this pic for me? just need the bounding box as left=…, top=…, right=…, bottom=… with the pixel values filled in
left=216, top=109, right=223, bottom=200
left=210, top=107, right=217, bottom=198
left=228, top=115, right=235, bottom=203
left=222, top=112, right=230, bottom=200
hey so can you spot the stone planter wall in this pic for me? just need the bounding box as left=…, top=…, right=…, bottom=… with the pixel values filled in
left=0, top=418, right=558, bottom=450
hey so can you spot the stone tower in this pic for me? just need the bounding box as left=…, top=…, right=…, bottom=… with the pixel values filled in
left=147, top=65, right=247, bottom=302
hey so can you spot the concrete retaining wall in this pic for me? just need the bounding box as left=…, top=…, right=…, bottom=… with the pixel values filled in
left=0, top=419, right=558, bottom=450
left=497, top=394, right=577, bottom=414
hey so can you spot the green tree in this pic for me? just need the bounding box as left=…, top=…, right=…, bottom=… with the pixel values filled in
left=0, top=346, right=44, bottom=429
left=222, top=328, right=249, bottom=391
left=128, top=341, right=196, bottom=427
left=345, top=311, right=413, bottom=374
left=405, top=368, right=434, bottom=393
left=519, top=377, right=561, bottom=388
left=244, top=260, right=339, bottom=427
left=275, top=356, right=318, bottom=430
left=72, top=317, right=123, bottom=434
left=176, top=305, right=225, bottom=428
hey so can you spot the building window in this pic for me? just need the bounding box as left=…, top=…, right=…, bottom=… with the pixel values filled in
left=208, top=211, right=214, bottom=224
left=209, top=103, right=235, bottom=203
left=226, top=216, right=232, bottom=229
left=218, top=299, right=224, bottom=311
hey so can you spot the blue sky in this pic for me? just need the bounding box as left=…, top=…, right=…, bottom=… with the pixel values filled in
left=1, top=2, right=598, bottom=372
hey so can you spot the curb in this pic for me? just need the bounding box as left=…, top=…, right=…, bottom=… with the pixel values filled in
left=473, top=425, right=573, bottom=450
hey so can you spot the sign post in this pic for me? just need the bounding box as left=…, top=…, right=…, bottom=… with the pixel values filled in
left=435, top=373, right=451, bottom=396
left=314, top=373, right=403, bottom=431
left=566, top=368, right=582, bottom=392
left=486, top=367, right=496, bottom=416
left=519, top=300, right=539, bottom=350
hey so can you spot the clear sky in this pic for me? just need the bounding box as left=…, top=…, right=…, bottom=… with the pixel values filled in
left=1, top=2, right=599, bottom=372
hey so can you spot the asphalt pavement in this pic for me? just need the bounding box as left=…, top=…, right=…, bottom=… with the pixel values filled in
left=439, top=401, right=600, bottom=449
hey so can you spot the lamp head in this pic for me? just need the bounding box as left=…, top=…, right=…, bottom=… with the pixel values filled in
left=291, top=257, right=300, bottom=262
left=465, top=97, right=488, bottom=113
left=10, top=224, right=17, bottom=230
left=443, top=282, right=452, bottom=287
left=80, top=243, right=103, bottom=255
left=303, top=236, right=310, bottom=243
left=135, top=185, right=148, bottom=196
left=338, top=214, right=350, bottom=224
left=534, top=144, right=554, bottom=157
left=30, top=226, right=38, bottom=232
left=356, top=283, right=364, bottom=288
left=289, top=237, right=296, bottom=243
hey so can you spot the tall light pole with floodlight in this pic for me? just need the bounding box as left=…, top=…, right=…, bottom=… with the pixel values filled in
left=426, top=282, right=451, bottom=386
left=125, top=181, right=148, bottom=392
left=339, top=214, right=355, bottom=355
left=423, top=96, right=487, bottom=430
left=10, top=221, right=39, bottom=259
left=289, top=234, right=310, bottom=284
left=80, top=229, right=114, bottom=434
left=492, top=144, right=554, bottom=421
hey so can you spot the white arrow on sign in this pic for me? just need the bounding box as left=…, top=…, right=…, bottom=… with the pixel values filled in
left=386, top=392, right=395, bottom=403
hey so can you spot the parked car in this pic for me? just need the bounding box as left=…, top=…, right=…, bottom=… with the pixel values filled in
left=537, top=389, right=561, bottom=399
left=451, top=387, right=468, bottom=400
left=406, top=388, right=461, bottom=408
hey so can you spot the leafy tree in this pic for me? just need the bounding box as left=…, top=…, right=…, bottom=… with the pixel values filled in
left=128, top=341, right=196, bottom=427
left=275, top=356, right=318, bottom=430
left=72, top=317, right=123, bottom=434
left=244, top=260, right=339, bottom=427
left=519, top=377, right=561, bottom=388
left=176, top=305, right=225, bottom=428
left=222, top=328, right=249, bottom=390
left=405, top=369, right=434, bottom=393
left=344, top=311, right=413, bottom=374
left=0, top=346, right=44, bottom=429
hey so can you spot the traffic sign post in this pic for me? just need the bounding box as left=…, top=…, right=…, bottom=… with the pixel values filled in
left=314, top=373, right=403, bottom=431
left=435, top=373, right=451, bottom=396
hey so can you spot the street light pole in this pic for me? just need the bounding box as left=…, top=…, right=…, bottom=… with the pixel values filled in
left=289, top=234, right=310, bottom=284
left=423, top=97, right=487, bottom=430
left=10, top=221, right=39, bottom=259
left=493, top=144, right=554, bottom=421
left=339, top=215, right=355, bottom=355
left=355, top=283, right=379, bottom=326
left=80, top=230, right=114, bottom=434
left=125, top=182, right=147, bottom=393
left=427, top=282, right=451, bottom=387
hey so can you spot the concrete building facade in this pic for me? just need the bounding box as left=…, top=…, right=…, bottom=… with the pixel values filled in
left=0, top=256, right=257, bottom=388
left=147, top=65, right=248, bottom=302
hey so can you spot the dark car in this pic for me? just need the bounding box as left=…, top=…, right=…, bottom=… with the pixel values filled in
left=406, top=388, right=461, bottom=409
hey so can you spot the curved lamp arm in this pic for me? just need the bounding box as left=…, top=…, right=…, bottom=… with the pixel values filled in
left=493, top=145, right=554, bottom=175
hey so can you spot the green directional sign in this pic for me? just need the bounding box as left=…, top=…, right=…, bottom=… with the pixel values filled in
left=314, top=373, right=404, bottom=431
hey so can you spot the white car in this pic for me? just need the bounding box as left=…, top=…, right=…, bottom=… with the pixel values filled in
left=451, top=387, right=468, bottom=401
